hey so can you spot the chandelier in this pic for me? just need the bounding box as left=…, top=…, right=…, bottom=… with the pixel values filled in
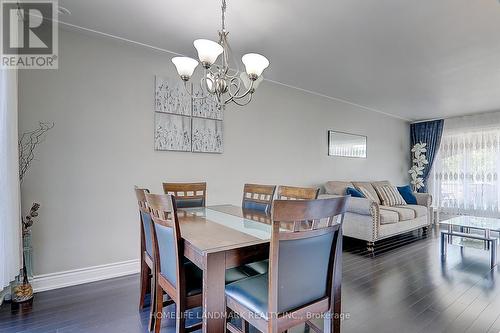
left=171, top=0, right=270, bottom=108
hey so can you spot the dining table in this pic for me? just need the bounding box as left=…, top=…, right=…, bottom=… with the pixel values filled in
left=177, top=204, right=272, bottom=333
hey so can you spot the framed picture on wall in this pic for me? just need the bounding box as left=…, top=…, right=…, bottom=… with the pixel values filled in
left=192, top=117, right=223, bottom=153
left=154, top=112, right=192, bottom=152
left=154, top=75, right=191, bottom=116
left=192, top=85, right=224, bottom=120
left=153, top=75, right=224, bottom=153
left=328, top=130, right=367, bottom=158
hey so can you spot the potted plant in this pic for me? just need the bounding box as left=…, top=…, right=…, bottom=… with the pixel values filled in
left=12, top=122, right=54, bottom=303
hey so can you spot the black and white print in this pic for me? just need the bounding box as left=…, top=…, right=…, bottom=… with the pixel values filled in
left=154, top=113, right=191, bottom=152
left=192, top=86, right=224, bottom=120
left=192, top=118, right=223, bottom=153
left=154, top=76, right=191, bottom=116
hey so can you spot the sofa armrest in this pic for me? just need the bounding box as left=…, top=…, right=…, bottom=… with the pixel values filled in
left=319, top=194, right=378, bottom=216
left=414, top=193, right=432, bottom=207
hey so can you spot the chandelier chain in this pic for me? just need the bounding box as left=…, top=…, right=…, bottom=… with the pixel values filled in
left=221, top=0, right=227, bottom=31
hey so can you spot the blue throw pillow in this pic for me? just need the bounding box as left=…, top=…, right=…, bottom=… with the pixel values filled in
left=397, top=185, right=417, bottom=204
left=346, top=187, right=365, bottom=198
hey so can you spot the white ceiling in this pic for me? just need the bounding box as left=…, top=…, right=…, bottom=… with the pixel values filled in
left=58, top=0, right=500, bottom=121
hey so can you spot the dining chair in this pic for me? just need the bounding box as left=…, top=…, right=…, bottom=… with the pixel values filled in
left=145, top=193, right=203, bottom=333
left=134, top=187, right=153, bottom=311
left=245, top=185, right=320, bottom=276
left=277, top=185, right=320, bottom=200
left=164, top=181, right=252, bottom=283
left=162, top=182, right=206, bottom=208
left=225, top=197, right=348, bottom=333
left=242, top=183, right=276, bottom=213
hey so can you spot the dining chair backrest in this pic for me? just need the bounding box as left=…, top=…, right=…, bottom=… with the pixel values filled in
left=162, top=182, right=206, bottom=208
left=269, top=197, right=348, bottom=315
left=134, top=187, right=153, bottom=258
left=242, top=183, right=276, bottom=213
left=145, top=193, right=182, bottom=289
left=277, top=185, right=320, bottom=200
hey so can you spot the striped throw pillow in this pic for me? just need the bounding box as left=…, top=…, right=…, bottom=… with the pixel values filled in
left=375, top=185, right=406, bottom=206
left=357, top=186, right=379, bottom=202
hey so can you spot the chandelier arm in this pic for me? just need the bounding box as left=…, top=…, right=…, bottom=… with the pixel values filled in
left=219, top=31, right=240, bottom=75
left=202, top=72, right=216, bottom=95
left=181, top=81, right=206, bottom=100
left=228, top=91, right=253, bottom=107
left=227, top=76, right=242, bottom=96
left=225, top=78, right=255, bottom=104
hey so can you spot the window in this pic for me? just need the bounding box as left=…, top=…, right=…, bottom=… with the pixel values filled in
left=429, top=115, right=500, bottom=217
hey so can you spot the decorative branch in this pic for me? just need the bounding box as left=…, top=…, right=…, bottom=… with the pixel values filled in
left=18, top=122, right=54, bottom=183
left=409, top=142, right=428, bottom=191
left=22, top=203, right=40, bottom=235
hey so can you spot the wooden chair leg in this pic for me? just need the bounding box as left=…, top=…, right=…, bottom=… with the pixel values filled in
left=324, top=312, right=332, bottom=333
left=176, top=302, right=186, bottom=333
left=154, top=286, right=164, bottom=333
left=139, top=260, right=150, bottom=309
left=148, top=273, right=156, bottom=332
left=241, top=318, right=249, bottom=333
left=305, top=320, right=321, bottom=333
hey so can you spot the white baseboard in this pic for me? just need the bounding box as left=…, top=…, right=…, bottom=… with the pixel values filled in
left=32, top=259, right=140, bottom=292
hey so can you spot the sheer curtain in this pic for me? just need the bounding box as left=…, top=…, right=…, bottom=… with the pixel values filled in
left=429, top=112, right=500, bottom=217
left=0, top=68, right=21, bottom=291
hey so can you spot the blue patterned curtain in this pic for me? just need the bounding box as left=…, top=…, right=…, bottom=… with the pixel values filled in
left=410, top=120, right=444, bottom=192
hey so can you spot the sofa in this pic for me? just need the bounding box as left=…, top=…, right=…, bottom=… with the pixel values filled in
left=319, top=181, right=432, bottom=252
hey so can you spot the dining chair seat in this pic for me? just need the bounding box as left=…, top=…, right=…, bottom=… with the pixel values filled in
left=226, top=267, right=256, bottom=284
left=179, top=251, right=253, bottom=286
left=182, top=261, right=203, bottom=296
left=244, top=260, right=268, bottom=275
left=226, top=274, right=269, bottom=320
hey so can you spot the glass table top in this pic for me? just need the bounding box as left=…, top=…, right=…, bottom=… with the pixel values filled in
left=439, top=215, right=500, bottom=231
left=181, top=206, right=273, bottom=240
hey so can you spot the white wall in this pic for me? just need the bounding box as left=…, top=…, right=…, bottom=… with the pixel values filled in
left=19, top=28, right=410, bottom=275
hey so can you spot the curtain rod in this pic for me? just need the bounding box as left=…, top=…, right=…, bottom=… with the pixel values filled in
left=410, top=117, right=443, bottom=124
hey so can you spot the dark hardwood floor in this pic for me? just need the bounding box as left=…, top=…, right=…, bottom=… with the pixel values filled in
left=1, top=226, right=499, bottom=333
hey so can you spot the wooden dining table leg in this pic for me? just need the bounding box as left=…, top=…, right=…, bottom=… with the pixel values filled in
left=202, top=251, right=226, bottom=333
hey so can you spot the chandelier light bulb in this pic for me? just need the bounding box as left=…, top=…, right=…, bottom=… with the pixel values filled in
left=171, top=57, right=199, bottom=81
left=193, top=39, right=224, bottom=68
left=242, top=53, right=269, bottom=80
left=240, top=71, right=263, bottom=91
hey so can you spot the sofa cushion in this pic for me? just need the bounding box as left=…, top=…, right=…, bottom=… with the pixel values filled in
left=352, top=182, right=380, bottom=204
left=371, top=181, right=393, bottom=203
left=357, top=187, right=379, bottom=202
left=380, top=206, right=415, bottom=221
left=371, top=180, right=392, bottom=189
left=397, top=204, right=427, bottom=218
left=375, top=185, right=406, bottom=206
left=346, top=187, right=364, bottom=198
left=379, top=209, right=399, bottom=224
left=325, top=181, right=354, bottom=195
left=397, top=185, right=417, bottom=204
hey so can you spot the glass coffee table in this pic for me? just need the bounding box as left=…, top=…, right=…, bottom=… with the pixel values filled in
left=439, top=216, right=499, bottom=268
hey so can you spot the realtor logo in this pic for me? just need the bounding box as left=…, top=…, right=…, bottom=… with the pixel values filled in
left=1, top=0, right=58, bottom=68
